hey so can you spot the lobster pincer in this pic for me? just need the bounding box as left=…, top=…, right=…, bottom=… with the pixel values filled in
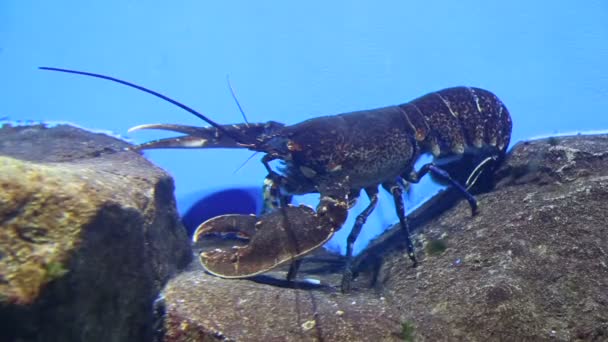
left=127, top=121, right=285, bottom=151
left=193, top=194, right=349, bottom=278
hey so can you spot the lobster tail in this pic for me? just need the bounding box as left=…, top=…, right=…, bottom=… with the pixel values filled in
left=399, top=87, right=512, bottom=158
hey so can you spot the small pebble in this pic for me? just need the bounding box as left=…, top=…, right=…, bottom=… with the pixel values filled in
left=301, top=319, right=316, bottom=332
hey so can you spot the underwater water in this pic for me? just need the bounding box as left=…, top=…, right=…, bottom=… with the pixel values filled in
left=179, top=186, right=261, bottom=237
left=1, top=1, right=607, bottom=256
left=2, top=2, right=608, bottom=341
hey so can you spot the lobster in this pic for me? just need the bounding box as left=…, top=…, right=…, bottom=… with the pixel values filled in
left=39, top=67, right=512, bottom=292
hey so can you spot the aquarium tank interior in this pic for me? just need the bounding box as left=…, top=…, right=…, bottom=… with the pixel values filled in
left=1, top=1, right=607, bottom=341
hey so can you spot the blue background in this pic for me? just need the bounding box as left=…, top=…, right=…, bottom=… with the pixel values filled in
left=2, top=1, right=607, bottom=254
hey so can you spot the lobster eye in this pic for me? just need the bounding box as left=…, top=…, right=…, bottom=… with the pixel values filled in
left=261, top=136, right=291, bottom=155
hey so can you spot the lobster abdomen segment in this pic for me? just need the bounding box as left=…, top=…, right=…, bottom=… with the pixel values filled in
left=400, top=87, right=512, bottom=158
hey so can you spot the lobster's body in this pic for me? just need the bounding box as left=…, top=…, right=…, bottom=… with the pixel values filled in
left=40, top=67, right=512, bottom=292
left=263, top=87, right=510, bottom=193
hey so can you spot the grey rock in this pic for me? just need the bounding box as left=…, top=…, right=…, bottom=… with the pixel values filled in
left=0, top=124, right=192, bottom=342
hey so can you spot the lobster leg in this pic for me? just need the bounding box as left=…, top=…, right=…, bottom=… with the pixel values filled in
left=464, top=155, right=501, bottom=191
left=286, top=258, right=303, bottom=281
left=261, top=169, right=304, bottom=280
left=262, top=174, right=292, bottom=214
left=262, top=174, right=301, bottom=281
left=260, top=154, right=295, bottom=212
left=383, top=180, right=418, bottom=267
left=193, top=193, right=349, bottom=278
left=406, top=163, right=478, bottom=215
left=341, top=186, right=379, bottom=293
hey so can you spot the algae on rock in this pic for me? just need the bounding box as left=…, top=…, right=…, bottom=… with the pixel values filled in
left=0, top=124, right=192, bottom=342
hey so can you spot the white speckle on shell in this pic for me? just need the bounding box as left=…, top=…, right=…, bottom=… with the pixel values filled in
left=181, top=138, right=208, bottom=147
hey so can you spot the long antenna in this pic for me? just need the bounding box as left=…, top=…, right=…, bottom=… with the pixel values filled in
left=38, top=67, right=248, bottom=144
left=226, top=75, right=249, bottom=125
left=232, top=152, right=259, bottom=174
left=224, top=75, right=257, bottom=173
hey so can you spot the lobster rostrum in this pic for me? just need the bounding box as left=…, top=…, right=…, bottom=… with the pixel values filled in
left=40, top=67, right=512, bottom=292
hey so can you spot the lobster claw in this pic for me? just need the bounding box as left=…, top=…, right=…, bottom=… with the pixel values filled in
left=127, top=122, right=285, bottom=151
left=193, top=199, right=347, bottom=278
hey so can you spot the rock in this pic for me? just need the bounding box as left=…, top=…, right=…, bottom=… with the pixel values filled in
left=162, top=134, right=608, bottom=341
left=0, top=124, right=192, bottom=341
left=364, top=134, right=608, bottom=341
left=161, top=264, right=403, bottom=342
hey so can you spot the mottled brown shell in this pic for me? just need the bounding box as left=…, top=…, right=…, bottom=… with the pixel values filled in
left=399, top=87, right=512, bottom=158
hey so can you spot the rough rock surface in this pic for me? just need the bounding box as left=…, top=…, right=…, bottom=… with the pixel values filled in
left=366, top=134, right=608, bottom=341
left=162, top=134, right=608, bottom=341
left=0, top=124, right=192, bottom=341
left=162, top=264, right=403, bottom=342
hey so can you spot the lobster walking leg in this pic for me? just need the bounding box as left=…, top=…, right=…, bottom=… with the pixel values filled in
left=262, top=173, right=302, bottom=281
left=384, top=180, right=418, bottom=267
left=286, top=259, right=303, bottom=281
left=341, top=186, right=379, bottom=293
left=464, top=155, right=501, bottom=191
left=406, top=163, right=478, bottom=215
left=262, top=175, right=292, bottom=214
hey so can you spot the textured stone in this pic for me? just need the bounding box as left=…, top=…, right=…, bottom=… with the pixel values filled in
left=362, top=134, right=608, bottom=341
left=162, top=264, right=403, bottom=342
left=0, top=124, right=192, bottom=341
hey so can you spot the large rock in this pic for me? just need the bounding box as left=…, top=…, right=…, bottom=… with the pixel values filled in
left=162, top=134, right=608, bottom=341
left=0, top=124, right=192, bottom=341
left=364, top=134, right=608, bottom=341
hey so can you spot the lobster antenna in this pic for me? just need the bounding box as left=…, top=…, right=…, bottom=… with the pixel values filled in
left=38, top=67, right=249, bottom=145
left=226, top=75, right=249, bottom=126
left=224, top=75, right=257, bottom=173
left=232, top=151, right=259, bottom=174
